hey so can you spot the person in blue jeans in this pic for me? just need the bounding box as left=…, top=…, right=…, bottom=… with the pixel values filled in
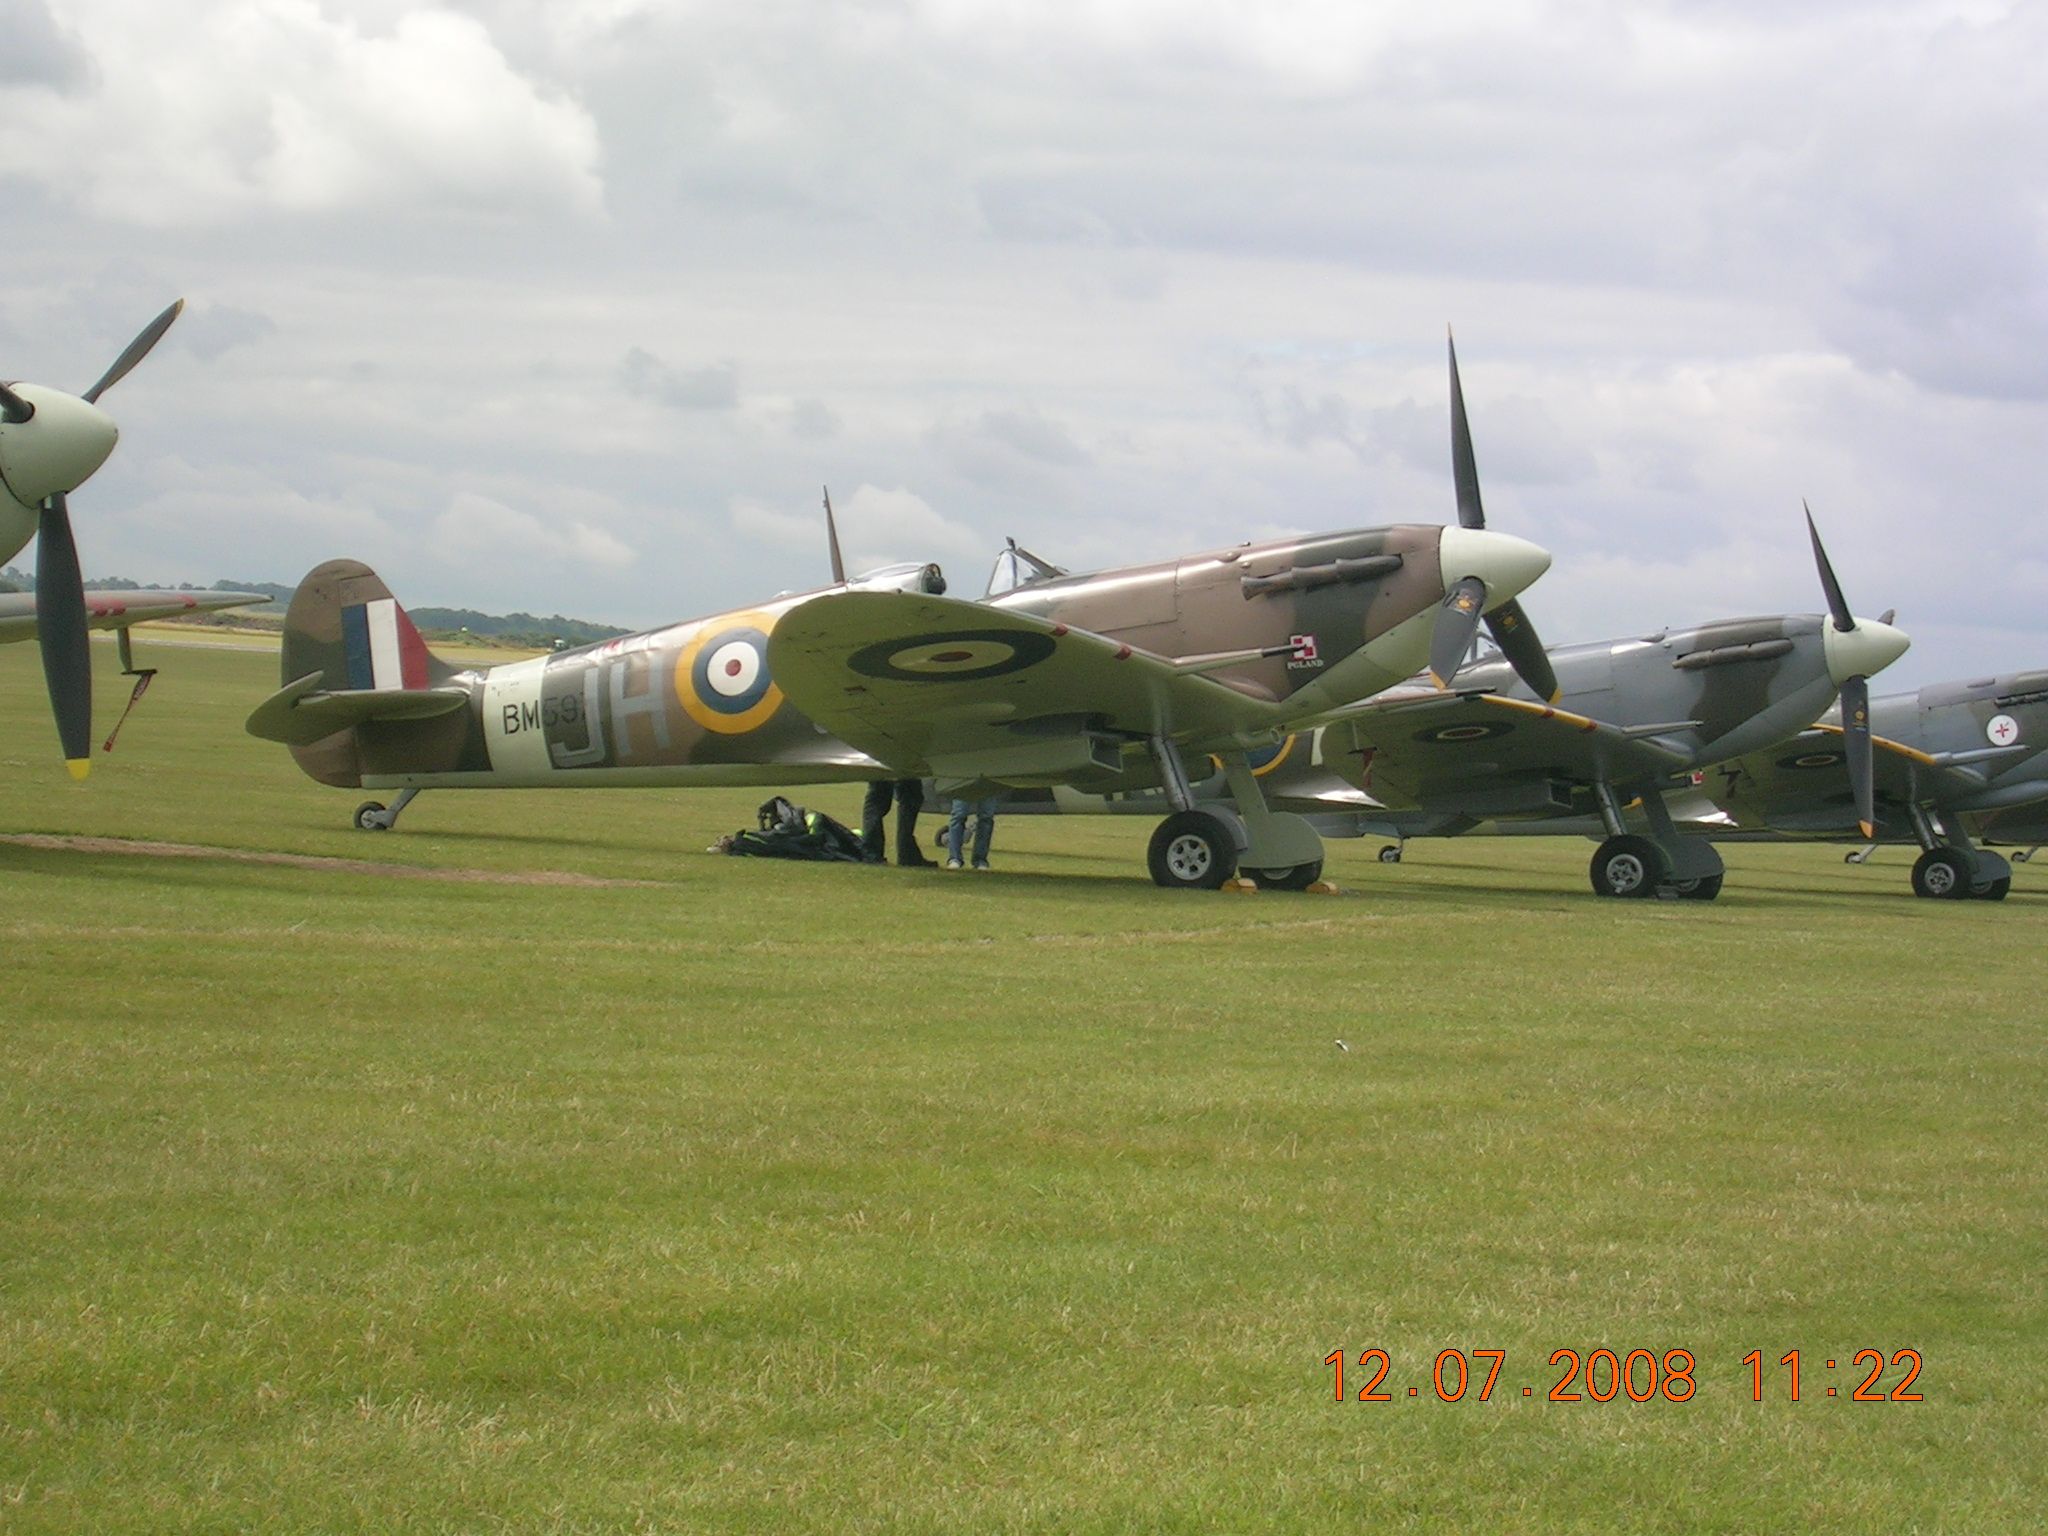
left=945, top=794, right=1002, bottom=870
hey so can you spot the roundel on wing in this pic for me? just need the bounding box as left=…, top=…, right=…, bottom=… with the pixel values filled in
left=676, top=612, right=785, bottom=733
left=1779, top=749, right=1845, bottom=771
left=1416, top=720, right=1512, bottom=744
left=1209, top=735, right=1298, bottom=778
left=847, top=628, right=1058, bottom=683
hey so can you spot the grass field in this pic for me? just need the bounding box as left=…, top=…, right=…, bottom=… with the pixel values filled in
left=2, top=638, right=2043, bottom=1533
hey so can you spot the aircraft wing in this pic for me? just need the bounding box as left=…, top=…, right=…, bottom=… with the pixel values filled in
left=1320, top=687, right=1695, bottom=809
left=1710, top=723, right=2029, bottom=831
left=767, top=590, right=1283, bottom=778
left=0, top=588, right=267, bottom=643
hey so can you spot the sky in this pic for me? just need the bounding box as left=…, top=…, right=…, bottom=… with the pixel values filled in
left=2, top=0, right=2043, bottom=687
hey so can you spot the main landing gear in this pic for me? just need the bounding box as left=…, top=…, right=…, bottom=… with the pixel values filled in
left=1903, top=804, right=2010, bottom=901
left=352, top=787, right=421, bottom=832
left=1586, top=782, right=1726, bottom=901
left=1143, top=740, right=1327, bottom=891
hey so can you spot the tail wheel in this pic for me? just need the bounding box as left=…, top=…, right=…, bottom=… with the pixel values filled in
left=1147, top=811, right=1238, bottom=890
left=1378, top=845, right=1403, bottom=864
left=1910, top=848, right=1969, bottom=899
left=354, top=801, right=388, bottom=831
left=1249, top=860, right=1323, bottom=891
left=1669, top=873, right=1724, bottom=902
left=1589, top=835, right=1666, bottom=898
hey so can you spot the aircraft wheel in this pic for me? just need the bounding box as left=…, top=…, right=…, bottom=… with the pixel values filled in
left=1148, top=811, right=1238, bottom=891
left=1668, top=873, right=1724, bottom=902
left=1589, top=835, right=1665, bottom=899
left=354, top=801, right=389, bottom=832
left=1970, top=876, right=2011, bottom=902
left=1249, top=860, right=1323, bottom=891
left=1910, top=848, right=1970, bottom=899
left=1378, top=845, right=1403, bottom=864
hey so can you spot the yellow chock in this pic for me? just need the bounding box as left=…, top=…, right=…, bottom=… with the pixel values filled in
left=1221, top=876, right=1259, bottom=893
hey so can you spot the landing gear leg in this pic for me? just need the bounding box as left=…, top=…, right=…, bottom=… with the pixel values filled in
left=1219, top=751, right=1326, bottom=891
left=1903, top=806, right=2010, bottom=900
left=354, top=787, right=421, bottom=832
left=1635, top=783, right=1725, bottom=900
left=1144, top=739, right=1239, bottom=890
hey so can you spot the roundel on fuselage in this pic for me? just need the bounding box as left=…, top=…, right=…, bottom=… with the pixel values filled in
left=676, top=612, right=785, bottom=733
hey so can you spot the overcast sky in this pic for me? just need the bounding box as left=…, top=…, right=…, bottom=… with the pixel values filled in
left=3, top=0, right=2042, bottom=685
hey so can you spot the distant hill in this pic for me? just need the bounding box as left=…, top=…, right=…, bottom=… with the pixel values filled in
left=0, top=567, right=633, bottom=649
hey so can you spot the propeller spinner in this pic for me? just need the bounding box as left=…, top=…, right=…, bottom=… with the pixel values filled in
left=0, top=299, right=185, bottom=778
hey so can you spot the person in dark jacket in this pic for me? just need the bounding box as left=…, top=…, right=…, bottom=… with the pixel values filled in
left=861, top=778, right=935, bottom=867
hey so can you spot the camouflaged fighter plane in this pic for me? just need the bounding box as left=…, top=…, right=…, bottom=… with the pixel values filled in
left=246, top=459, right=1554, bottom=889
left=996, top=343, right=1911, bottom=901
left=3, top=301, right=264, bottom=774
left=1702, top=668, right=2048, bottom=901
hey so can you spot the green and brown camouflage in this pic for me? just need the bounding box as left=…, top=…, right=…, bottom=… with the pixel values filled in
left=246, top=519, right=1551, bottom=886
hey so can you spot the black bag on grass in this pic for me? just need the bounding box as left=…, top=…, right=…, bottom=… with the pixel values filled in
left=718, top=798, right=867, bottom=862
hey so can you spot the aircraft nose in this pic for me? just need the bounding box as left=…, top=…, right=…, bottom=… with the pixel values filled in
left=0, top=386, right=120, bottom=512
left=1824, top=616, right=1910, bottom=685
left=1437, top=526, right=1552, bottom=607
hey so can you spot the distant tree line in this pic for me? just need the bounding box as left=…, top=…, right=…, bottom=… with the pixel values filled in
left=0, top=567, right=631, bottom=649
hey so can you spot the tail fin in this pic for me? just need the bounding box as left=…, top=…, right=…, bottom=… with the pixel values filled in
left=282, top=559, right=459, bottom=693
left=254, top=560, right=468, bottom=787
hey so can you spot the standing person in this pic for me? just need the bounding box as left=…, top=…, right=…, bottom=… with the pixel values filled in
left=861, top=778, right=935, bottom=867
left=945, top=793, right=1002, bottom=871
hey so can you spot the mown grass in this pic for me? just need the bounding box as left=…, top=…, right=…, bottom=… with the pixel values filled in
left=1, top=640, right=2043, bottom=1532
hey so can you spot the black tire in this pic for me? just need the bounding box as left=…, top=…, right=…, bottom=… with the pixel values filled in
left=1970, top=876, right=2011, bottom=902
left=1911, top=848, right=1970, bottom=900
left=1378, top=845, right=1403, bottom=864
left=354, top=801, right=388, bottom=832
left=1589, top=835, right=1666, bottom=898
left=1249, top=860, right=1323, bottom=891
left=1148, top=811, right=1238, bottom=890
left=1668, top=873, right=1724, bottom=902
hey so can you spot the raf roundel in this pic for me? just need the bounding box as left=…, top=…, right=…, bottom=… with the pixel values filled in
left=1987, top=713, right=2021, bottom=748
left=676, top=613, right=785, bottom=733
left=847, top=628, right=1057, bottom=683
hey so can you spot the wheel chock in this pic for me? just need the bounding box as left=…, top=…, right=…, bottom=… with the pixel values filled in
left=1221, top=876, right=1260, bottom=893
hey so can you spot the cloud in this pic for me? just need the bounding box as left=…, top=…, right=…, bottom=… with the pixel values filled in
left=618, top=347, right=740, bottom=410
left=1, top=1, right=603, bottom=225
left=0, top=0, right=92, bottom=89
left=430, top=490, right=633, bottom=572
left=180, top=304, right=278, bottom=363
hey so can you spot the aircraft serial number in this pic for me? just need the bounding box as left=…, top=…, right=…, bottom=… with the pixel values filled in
left=1323, top=1348, right=1925, bottom=1402
left=499, top=694, right=585, bottom=735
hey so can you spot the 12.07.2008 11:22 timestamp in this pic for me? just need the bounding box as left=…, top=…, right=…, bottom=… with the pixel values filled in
left=1323, top=1349, right=1924, bottom=1403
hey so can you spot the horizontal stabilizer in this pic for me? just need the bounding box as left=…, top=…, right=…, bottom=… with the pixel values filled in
left=246, top=672, right=468, bottom=745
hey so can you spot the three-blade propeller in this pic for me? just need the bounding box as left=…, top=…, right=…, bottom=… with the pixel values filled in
left=3, top=300, right=184, bottom=778
left=1438, top=333, right=1562, bottom=700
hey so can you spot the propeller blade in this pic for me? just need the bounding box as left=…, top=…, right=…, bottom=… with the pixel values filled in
left=1484, top=598, right=1561, bottom=702
left=36, top=493, right=93, bottom=778
left=1448, top=329, right=1485, bottom=530
left=823, top=485, right=846, bottom=584
left=1840, top=674, right=1874, bottom=839
left=1805, top=502, right=1854, bottom=633
left=81, top=299, right=184, bottom=405
left=1429, top=575, right=1488, bottom=687
left=0, top=380, right=33, bottom=424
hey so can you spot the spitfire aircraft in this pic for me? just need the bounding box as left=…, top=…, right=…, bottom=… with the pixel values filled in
left=246, top=374, right=1555, bottom=887
left=1704, top=668, right=2046, bottom=900
left=998, top=345, right=1910, bottom=901
left=1, top=302, right=260, bottom=770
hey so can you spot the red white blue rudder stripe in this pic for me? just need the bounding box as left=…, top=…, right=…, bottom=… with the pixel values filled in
left=341, top=597, right=431, bottom=690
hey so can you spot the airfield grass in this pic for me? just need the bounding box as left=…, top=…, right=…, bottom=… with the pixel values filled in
left=1, top=639, right=2042, bottom=1533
